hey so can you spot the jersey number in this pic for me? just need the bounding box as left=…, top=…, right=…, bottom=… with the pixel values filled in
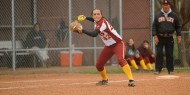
left=99, top=23, right=114, bottom=40
left=100, top=32, right=111, bottom=40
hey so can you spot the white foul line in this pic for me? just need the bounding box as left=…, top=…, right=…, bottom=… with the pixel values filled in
left=1, top=75, right=188, bottom=90
left=0, top=78, right=154, bottom=90
left=0, top=78, right=68, bottom=84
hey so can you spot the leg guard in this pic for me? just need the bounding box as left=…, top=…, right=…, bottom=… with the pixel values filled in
left=147, top=63, right=153, bottom=70
left=99, top=67, right=108, bottom=80
left=122, top=64, right=134, bottom=80
left=139, top=60, right=148, bottom=70
left=130, top=59, right=139, bottom=69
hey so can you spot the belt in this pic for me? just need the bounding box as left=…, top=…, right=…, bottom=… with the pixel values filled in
left=158, top=33, right=173, bottom=37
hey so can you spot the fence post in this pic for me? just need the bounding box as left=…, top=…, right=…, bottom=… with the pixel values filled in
left=69, top=0, right=73, bottom=72
left=151, top=0, right=155, bottom=53
left=151, top=0, right=155, bottom=70
left=119, top=0, right=122, bottom=37
left=93, top=0, right=97, bottom=65
left=33, top=0, right=37, bottom=24
left=11, top=0, right=16, bottom=71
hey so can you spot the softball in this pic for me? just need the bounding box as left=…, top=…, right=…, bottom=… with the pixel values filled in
left=78, top=16, right=85, bottom=22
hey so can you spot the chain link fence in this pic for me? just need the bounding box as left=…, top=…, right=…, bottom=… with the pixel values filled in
left=0, top=0, right=122, bottom=72
left=0, top=0, right=189, bottom=73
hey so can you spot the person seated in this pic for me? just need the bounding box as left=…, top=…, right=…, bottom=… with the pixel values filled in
left=125, top=38, right=147, bottom=71
left=25, top=23, right=50, bottom=67
left=138, top=40, right=156, bottom=71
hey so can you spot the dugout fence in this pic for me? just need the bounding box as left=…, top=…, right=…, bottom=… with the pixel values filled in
left=0, top=0, right=124, bottom=72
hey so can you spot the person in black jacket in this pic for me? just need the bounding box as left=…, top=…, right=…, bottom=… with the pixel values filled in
left=25, top=23, right=49, bottom=67
left=152, top=0, right=181, bottom=74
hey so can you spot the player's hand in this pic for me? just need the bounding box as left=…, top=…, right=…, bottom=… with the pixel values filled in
left=78, top=15, right=86, bottom=22
left=177, top=36, right=181, bottom=44
left=154, top=36, right=159, bottom=45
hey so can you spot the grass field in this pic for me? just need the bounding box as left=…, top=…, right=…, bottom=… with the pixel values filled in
left=0, top=66, right=190, bottom=75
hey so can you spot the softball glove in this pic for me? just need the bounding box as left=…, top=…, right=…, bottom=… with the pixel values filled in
left=69, top=20, right=83, bottom=34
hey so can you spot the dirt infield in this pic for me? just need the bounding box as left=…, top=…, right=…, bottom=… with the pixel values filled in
left=0, top=72, right=190, bottom=95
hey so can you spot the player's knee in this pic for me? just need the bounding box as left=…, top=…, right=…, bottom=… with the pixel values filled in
left=137, top=56, right=143, bottom=60
left=129, top=56, right=134, bottom=60
left=118, top=59, right=127, bottom=67
left=144, top=57, right=150, bottom=63
left=96, top=63, right=104, bottom=71
left=150, top=58, right=156, bottom=63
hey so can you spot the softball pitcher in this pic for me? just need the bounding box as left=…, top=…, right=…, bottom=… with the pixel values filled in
left=71, top=9, right=135, bottom=87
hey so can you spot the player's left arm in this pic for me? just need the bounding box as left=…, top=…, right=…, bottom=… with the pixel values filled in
left=82, top=29, right=101, bottom=37
left=86, top=17, right=94, bottom=22
left=82, top=20, right=107, bottom=37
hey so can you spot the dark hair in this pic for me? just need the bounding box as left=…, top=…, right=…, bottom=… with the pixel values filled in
left=127, top=38, right=136, bottom=51
left=143, top=40, right=149, bottom=44
left=142, top=40, right=153, bottom=55
left=59, top=19, right=67, bottom=29
left=91, top=8, right=103, bottom=16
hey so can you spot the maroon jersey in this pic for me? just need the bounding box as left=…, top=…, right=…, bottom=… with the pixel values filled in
left=138, top=46, right=154, bottom=57
left=95, top=18, right=122, bottom=46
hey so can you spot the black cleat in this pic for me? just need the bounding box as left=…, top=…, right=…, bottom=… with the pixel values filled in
left=154, top=71, right=161, bottom=75
left=128, top=80, right=135, bottom=87
left=96, top=79, right=108, bottom=85
left=168, top=71, right=174, bottom=75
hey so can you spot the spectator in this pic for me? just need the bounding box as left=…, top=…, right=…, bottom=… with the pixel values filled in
left=126, top=38, right=147, bottom=70
left=138, top=40, right=155, bottom=71
left=25, top=23, right=49, bottom=67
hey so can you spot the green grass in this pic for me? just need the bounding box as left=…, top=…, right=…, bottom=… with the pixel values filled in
left=77, top=68, right=190, bottom=74
left=77, top=69, right=123, bottom=74
left=0, top=66, right=189, bottom=75
left=162, top=68, right=190, bottom=73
